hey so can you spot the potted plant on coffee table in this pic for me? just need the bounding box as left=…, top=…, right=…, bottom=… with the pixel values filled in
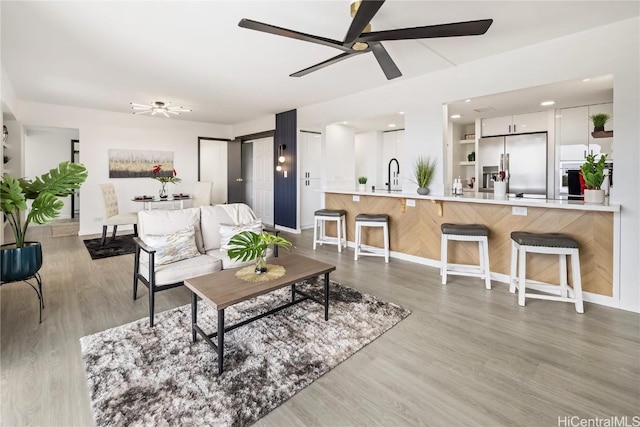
left=227, top=231, right=292, bottom=274
left=411, top=156, right=437, bottom=195
left=580, top=153, right=608, bottom=203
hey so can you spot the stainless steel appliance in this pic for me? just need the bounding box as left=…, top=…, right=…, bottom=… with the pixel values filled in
left=478, top=132, right=548, bottom=197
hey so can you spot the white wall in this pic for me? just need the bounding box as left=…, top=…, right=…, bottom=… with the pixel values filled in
left=355, top=131, right=382, bottom=188
left=199, top=140, right=228, bottom=204
left=298, top=18, right=640, bottom=312
left=24, top=126, right=79, bottom=218
left=14, top=101, right=233, bottom=235
left=324, top=124, right=356, bottom=189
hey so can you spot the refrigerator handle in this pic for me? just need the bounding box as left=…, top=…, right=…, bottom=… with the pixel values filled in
left=505, top=153, right=510, bottom=179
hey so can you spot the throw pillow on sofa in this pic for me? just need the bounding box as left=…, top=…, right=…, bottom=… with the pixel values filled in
left=219, top=219, right=263, bottom=251
left=142, top=226, right=200, bottom=265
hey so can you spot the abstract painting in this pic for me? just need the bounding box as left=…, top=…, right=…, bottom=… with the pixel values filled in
left=108, top=149, right=174, bottom=178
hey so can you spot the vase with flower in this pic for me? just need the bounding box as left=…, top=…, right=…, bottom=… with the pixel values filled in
left=493, top=170, right=507, bottom=199
left=151, top=164, right=181, bottom=199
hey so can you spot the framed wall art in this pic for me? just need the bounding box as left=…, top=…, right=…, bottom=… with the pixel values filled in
left=108, top=149, right=174, bottom=178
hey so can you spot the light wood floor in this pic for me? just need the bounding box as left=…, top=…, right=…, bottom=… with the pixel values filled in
left=1, top=226, right=639, bottom=426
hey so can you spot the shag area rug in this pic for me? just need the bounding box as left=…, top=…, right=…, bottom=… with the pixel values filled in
left=82, top=234, right=136, bottom=260
left=81, top=279, right=410, bottom=426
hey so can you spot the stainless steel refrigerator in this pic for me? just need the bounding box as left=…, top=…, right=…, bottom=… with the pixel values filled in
left=478, top=132, right=547, bottom=197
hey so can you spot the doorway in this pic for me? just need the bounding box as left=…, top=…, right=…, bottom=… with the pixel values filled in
left=198, top=137, right=230, bottom=204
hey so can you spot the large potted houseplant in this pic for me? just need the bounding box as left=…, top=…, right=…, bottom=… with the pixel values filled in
left=1, top=161, right=88, bottom=282
left=580, top=153, right=607, bottom=203
left=411, top=156, right=437, bottom=195
left=227, top=231, right=292, bottom=274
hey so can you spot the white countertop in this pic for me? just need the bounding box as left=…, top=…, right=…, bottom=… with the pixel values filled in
left=321, top=188, right=620, bottom=212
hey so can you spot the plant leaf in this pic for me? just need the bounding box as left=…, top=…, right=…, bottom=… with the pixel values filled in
left=226, top=231, right=292, bottom=262
left=28, top=192, right=64, bottom=225
left=0, top=173, right=28, bottom=214
left=23, top=161, right=88, bottom=199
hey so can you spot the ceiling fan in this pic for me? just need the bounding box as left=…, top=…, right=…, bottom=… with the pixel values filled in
left=238, top=0, right=493, bottom=80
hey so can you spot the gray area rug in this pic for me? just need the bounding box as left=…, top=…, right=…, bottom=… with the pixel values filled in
left=80, top=279, right=410, bottom=426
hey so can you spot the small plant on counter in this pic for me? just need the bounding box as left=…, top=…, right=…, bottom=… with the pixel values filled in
left=580, top=153, right=608, bottom=189
left=358, top=176, right=368, bottom=184
left=411, top=156, right=437, bottom=189
left=589, top=113, right=610, bottom=131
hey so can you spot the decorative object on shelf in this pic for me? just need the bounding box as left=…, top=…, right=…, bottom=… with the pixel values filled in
left=151, top=164, right=180, bottom=199
left=357, top=176, right=367, bottom=192
left=2, top=125, right=8, bottom=143
left=129, top=101, right=191, bottom=118
left=3, top=155, right=11, bottom=164
left=411, top=156, right=437, bottom=195
left=580, top=153, right=608, bottom=204
left=468, top=177, right=475, bottom=189
left=589, top=113, right=610, bottom=132
left=493, top=170, right=507, bottom=199
left=108, top=149, right=174, bottom=178
left=467, top=151, right=475, bottom=161
left=465, top=134, right=476, bottom=140
left=276, top=144, right=287, bottom=172
left=227, top=231, right=292, bottom=275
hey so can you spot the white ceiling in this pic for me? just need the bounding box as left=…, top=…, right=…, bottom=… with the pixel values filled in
left=1, top=1, right=638, bottom=128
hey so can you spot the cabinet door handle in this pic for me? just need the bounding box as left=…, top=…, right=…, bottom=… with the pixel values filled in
left=508, top=125, right=511, bottom=133
left=513, top=124, right=516, bottom=133
left=584, top=150, right=587, bottom=158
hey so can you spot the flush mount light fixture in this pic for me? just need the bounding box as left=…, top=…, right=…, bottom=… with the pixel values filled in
left=130, top=101, right=192, bottom=118
left=450, top=114, right=462, bottom=119
left=540, top=100, right=555, bottom=106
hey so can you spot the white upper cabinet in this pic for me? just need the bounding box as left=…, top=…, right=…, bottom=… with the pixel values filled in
left=481, top=111, right=547, bottom=136
left=558, top=106, right=589, bottom=161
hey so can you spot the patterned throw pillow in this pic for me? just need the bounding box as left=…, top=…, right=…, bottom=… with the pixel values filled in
left=142, top=226, right=200, bottom=265
left=219, top=219, right=263, bottom=251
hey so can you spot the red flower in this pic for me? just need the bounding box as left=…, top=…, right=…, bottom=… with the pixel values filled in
left=173, top=169, right=177, bottom=176
left=152, top=164, right=162, bottom=174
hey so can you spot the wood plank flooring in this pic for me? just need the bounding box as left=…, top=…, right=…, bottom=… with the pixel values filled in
left=1, top=226, right=638, bottom=426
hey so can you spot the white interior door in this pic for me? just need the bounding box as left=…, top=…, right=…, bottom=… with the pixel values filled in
left=200, top=140, right=228, bottom=204
left=252, top=137, right=274, bottom=226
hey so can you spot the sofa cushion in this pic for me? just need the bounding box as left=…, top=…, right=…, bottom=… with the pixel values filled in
left=138, top=208, right=204, bottom=253
left=142, top=226, right=200, bottom=266
left=140, top=254, right=222, bottom=286
left=200, top=204, right=258, bottom=251
left=219, top=220, right=263, bottom=250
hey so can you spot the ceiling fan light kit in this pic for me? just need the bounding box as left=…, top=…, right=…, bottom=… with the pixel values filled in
left=130, top=101, right=192, bottom=118
left=238, top=0, right=492, bottom=80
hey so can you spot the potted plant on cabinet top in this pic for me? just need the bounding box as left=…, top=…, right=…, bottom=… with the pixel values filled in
left=227, top=231, right=292, bottom=274
left=1, top=161, right=88, bottom=282
left=580, top=153, right=608, bottom=204
left=411, top=156, right=437, bottom=195
left=357, top=176, right=367, bottom=192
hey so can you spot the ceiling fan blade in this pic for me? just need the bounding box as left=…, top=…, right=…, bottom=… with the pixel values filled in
left=370, top=42, right=402, bottom=80
left=132, top=111, right=151, bottom=115
left=357, top=19, right=493, bottom=42
left=239, top=18, right=352, bottom=52
left=290, top=52, right=362, bottom=77
left=343, top=0, right=385, bottom=45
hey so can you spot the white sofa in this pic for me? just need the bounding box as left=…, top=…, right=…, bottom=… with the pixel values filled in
left=133, top=203, right=275, bottom=326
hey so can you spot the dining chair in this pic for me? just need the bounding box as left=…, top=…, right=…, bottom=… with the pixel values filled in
left=100, top=183, right=139, bottom=246
left=191, top=181, right=213, bottom=207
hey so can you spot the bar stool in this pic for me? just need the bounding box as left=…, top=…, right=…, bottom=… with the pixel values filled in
left=354, top=214, right=390, bottom=262
left=509, top=231, right=584, bottom=313
left=440, top=223, right=491, bottom=289
left=313, top=209, right=347, bottom=252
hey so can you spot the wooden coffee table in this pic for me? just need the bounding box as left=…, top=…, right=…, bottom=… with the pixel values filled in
left=184, top=253, right=336, bottom=375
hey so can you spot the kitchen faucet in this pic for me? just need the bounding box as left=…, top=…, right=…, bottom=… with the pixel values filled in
left=387, top=158, right=400, bottom=192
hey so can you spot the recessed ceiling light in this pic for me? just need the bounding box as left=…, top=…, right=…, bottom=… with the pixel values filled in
left=582, top=78, right=591, bottom=82
left=450, top=114, right=462, bottom=119
left=388, top=124, right=396, bottom=128
left=399, top=111, right=405, bottom=115
left=464, top=99, right=471, bottom=103
left=540, top=100, right=555, bottom=106
left=342, top=121, right=348, bottom=125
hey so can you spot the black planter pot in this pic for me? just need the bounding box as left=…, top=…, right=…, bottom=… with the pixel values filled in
left=594, top=125, right=605, bottom=132
left=1, top=242, right=43, bottom=283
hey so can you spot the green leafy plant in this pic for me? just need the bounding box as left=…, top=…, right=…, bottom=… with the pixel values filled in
left=227, top=231, right=293, bottom=263
left=580, top=153, right=608, bottom=189
left=589, top=113, right=610, bottom=129
left=1, top=161, right=88, bottom=247
left=411, top=156, right=437, bottom=188
left=358, top=176, right=368, bottom=184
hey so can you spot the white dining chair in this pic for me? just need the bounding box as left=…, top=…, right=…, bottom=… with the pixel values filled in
left=191, top=181, right=213, bottom=207
left=100, top=183, right=139, bottom=246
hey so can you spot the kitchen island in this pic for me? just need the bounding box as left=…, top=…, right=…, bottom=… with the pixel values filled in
left=321, top=189, right=620, bottom=303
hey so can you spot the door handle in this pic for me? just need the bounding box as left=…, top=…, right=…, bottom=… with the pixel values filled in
left=236, top=178, right=244, bottom=182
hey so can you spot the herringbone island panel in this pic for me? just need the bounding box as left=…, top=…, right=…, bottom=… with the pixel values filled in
left=325, top=193, right=613, bottom=296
